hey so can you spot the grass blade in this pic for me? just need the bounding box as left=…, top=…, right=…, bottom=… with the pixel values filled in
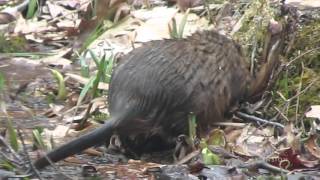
left=178, top=9, right=190, bottom=39
left=50, top=69, right=67, bottom=100
left=26, top=0, right=38, bottom=19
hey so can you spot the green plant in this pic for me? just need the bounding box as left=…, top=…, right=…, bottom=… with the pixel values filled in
left=26, top=0, right=39, bottom=19
left=32, top=127, right=47, bottom=150
left=51, top=69, right=67, bottom=101
left=77, top=50, right=114, bottom=106
left=76, top=50, right=114, bottom=127
left=78, top=51, right=90, bottom=78
left=202, top=147, right=220, bottom=165
left=0, top=34, right=27, bottom=53
left=188, top=113, right=197, bottom=142
left=169, top=9, right=190, bottom=39
left=79, top=17, right=129, bottom=55
left=0, top=160, right=15, bottom=171
left=0, top=73, right=19, bottom=151
left=6, top=117, right=19, bottom=151
left=0, top=72, right=5, bottom=92
left=188, top=113, right=221, bottom=165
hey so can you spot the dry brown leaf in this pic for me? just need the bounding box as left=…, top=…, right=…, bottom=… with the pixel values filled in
left=286, top=0, right=320, bottom=10
left=39, top=48, right=73, bottom=69
left=91, top=97, right=108, bottom=113
left=284, top=124, right=301, bottom=151
left=64, top=156, right=86, bottom=164
left=44, top=103, right=64, bottom=117
left=56, top=19, right=79, bottom=29
left=47, top=1, right=64, bottom=18
left=305, top=105, right=320, bottom=119
left=225, top=128, right=243, bottom=143
left=83, top=148, right=103, bottom=156
left=14, top=16, right=55, bottom=34
left=304, top=135, right=320, bottom=159
left=232, top=125, right=276, bottom=158
left=132, top=7, right=209, bottom=43
left=233, top=145, right=252, bottom=157
left=57, top=0, right=82, bottom=10
left=66, top=73, right=109, bottom=90
left=44, top=125, right=70, bottom=139
left=206, top=129, right=226, bottom=147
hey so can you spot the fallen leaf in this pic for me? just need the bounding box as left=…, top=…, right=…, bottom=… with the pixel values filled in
left=44, top=103, right=64, bottom=117
left=286, top=0, right=320, bottom=10
left=233, top=125, right=275, bottom=158
left=304, top=135, right=320, bottom=159
left=83, top=148, right=103, bottom=156
left=44, top=125, right=69, bottom=139
left=206, top=129, right=226, bottom=147
left=65, top=156, right=86, bottom=164
left=57, top=0, right=81, bottom=10
left=305, top=105, right=320, bottom=119
left=47, top=1, right=64, bottom=18
left=66, top=73, right=109, bottom=90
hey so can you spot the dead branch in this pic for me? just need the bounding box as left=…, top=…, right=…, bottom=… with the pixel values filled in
left=0, top=135, right=24, bottom=163
left=239, top=160, right=290, bottom=174
left=17, top=129, right=42, bottom=180
left=235, top=111, right=285, bottom=129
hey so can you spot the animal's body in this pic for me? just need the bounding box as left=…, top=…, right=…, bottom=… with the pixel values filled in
left=34, top=30, right=266, bottom=169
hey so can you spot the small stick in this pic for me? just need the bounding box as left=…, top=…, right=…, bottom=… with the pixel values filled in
left=37, top=154, right=73, bottom=180
left=273, top=106, right=289, bottom=122
left=287, top=77, right=319, bottom=102
left=235, top=111, right=285, bottom=129
left=286, top=47, right=320, bottom=67
left=0, top=151, right=22, bottom=167
left=295, top=62, right=304, bottom=122
left=17, top=129, right=43, bottom=180
left=239, top=160, right=290, bottom=174
left=175, top=150, right=201, bottom=165
left=0, top=135, right=23, bottom=163
left=213, top=122, right=247, bottom=128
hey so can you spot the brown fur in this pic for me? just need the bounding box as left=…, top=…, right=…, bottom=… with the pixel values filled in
left=34, top=30, right=274, bottom=169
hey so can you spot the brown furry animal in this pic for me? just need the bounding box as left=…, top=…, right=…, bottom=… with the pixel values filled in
left=34, top=29, right=280, bottom=169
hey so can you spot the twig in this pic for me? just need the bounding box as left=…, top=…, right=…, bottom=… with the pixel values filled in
left=276, top=91, right=288, bottom=101
left=250, top=37, right=257, bottom=75
left=295, top=62, right=304, bottom=122
left=273, top=106, right=289, bottom=122
left=37, top=154, right=73, bottom=180
left=190, top=4, right=222, bottom=13
left=0, top=135, right=23, bottom=163
left=175, top=150, right=201, bottom=165
left=17, top=129, right=43, bottom=180
left=230, top=14, right=245, bottom=36
left=213, top=122, right=247, bottom=128
left=202, top=0, right=214, bottom=24
left=47, top=0, right=91, bottom=24
left=275, top=76, right=319, bottom=122
left=235, top=111, right=285, bottom=129
left=239, top=160, right=290, bottom=174
left=0, top=151, right=22, bottom=168
left=288, top=77, right=319, bottom=101
left=80, top=101, right=94, bottom=128
left=286, top=47, right=320, bottom=67
left=30, top=140, right=73, bottom=179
